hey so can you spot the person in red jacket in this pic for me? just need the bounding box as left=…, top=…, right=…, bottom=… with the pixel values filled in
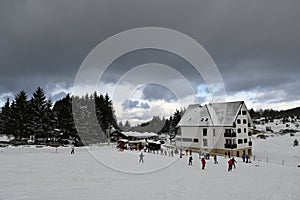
left=201, top=157, right=206, bottom=170
left=228, top=159, right=233, bottom=172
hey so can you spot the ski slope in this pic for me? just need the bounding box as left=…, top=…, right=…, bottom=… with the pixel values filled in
left=1, top=133, right=300, bottom=200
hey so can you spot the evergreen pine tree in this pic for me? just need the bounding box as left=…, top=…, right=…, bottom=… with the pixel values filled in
left=45, top=99, right=56, bottom=139
left=13, top=90, right=30, bottom=139
left=0, top=99, right=12, bottom=135
left=95, top=93, right=118, bottom=135
left=124, top=120, right=131, bottom=131
left=53, top=94, right=77, bottom=139
left=169, top=109, right=184, bottom=141
left=28, top=87, right=48, bottom=139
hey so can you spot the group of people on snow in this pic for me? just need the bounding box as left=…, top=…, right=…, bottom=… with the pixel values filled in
left=188, top=155, right=206, bottom=169
left=137, top=147, right=251, bottom=173
left=228, top=157, right=237, bottom=172
left=241, top=153, right=251, bottom=163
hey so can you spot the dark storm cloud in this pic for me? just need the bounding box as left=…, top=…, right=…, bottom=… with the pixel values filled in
left=122, top=99, right=139, bottom=109
left=0, top=0, right=300, bottom=107
left=140, top=102, right=150, bottom=109
left=101, top=49, right=203, bottom=85
left=142, top=84, right=176, bottom=102
left=122, top=99, right=150, bottom=110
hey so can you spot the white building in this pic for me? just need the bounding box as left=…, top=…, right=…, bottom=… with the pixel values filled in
left=176, top=101, right=253, bottom=157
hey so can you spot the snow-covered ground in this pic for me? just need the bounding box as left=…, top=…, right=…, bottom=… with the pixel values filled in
left=254, top=119, right=299, bottom=133
left=1, top=133, right=300, bottom=200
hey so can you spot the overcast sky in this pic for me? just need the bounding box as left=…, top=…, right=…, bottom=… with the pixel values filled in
left=1, top=0, right=300, bottom=124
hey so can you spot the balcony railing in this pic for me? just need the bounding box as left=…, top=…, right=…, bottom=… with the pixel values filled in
left=224, top=144, right=237, bottom=149
left=224, top=132, right=237, bottom=137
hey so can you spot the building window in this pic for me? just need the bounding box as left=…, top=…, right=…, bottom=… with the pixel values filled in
left=177, top=128, right=182, bottom=136
left=225, top=129, right=231, bottom=133
left=225, top=139, right=232, bottom=145
left=182, top=138, right=193, bottom=142
left=242, top=110, right=247, bottom=115
left=237, top=128, right=241, bottom=133
left=237, top=119, right=241, bottom=124
left=243, top=119, right=247, bottom=124
left=203, top=128, right=207, bottom=137
left=232, top=139, right=236, bottom=144
left=244, top=138, right=248, bottom=143
left=203, top=138, right=208, bottom=147
left=244, top=128, right=247, bottom=133
left=238, top=139, right=243, bottom=144
left=193, top=138, right=199, bottom=143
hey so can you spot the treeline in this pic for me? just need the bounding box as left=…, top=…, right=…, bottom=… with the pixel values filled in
left=123, top=109, right=185, bottom=140
left=249, top=107, right=300, bottom=120
left=0, top=87, right=118, bottom=145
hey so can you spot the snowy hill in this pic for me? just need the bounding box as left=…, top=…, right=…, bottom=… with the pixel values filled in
left=1, top=133, right=300, bottom=200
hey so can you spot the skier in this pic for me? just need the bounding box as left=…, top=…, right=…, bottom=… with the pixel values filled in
left=228, top=159, right=233, bottom=172
left=246, top=154, right=249, bottom=163
left=247, top=155, right=251, bottom=163
left=70, top=144, right=75, bottom=154
left=201, top=157, right=206, bottom=170
left=231, top=157, right=237, bottom=169
left=179, top=149, right=182, bottom=158
left=214, top=154, right=218, bottom=164
left=188, top=156, right=193, bottom=165
left=189, top=149, right=192, bottom=156
left=294, top=139, right=299, bottom=147
left=174, top=148, right=179, bottom=155
left=139, top=152, right=144, bottom=163
left=242, top=153, right=246, bottom=162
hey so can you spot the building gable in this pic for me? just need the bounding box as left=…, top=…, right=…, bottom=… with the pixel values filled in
left=178, top=101, right=246, bottom=127
left=177, top=104, right=213, bottom=127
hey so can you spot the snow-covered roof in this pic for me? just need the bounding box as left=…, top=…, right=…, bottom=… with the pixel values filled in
left=178, top=101, right=244, bottom=127
left=120, top=131, right=158, bottom=138
left=118, top=139, right=129, bottom=143
left=0, top=135, right=14, bottom=142
left=177, top=104, right=212, bottom=126
left=147, top=140, right=161, bottom=144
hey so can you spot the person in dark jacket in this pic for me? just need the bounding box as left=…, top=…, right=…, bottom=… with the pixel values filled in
left=139, top=152, right=144, bottom=163
left=70, top=144, right=75, bottom=154
left=242, top=153, right=246, bottom=162
left=201, top=157, right=206, bottom=170
left=188, top=156, right=193, bottom=165
left=231, top=157, right=237, bottom=168
left=214, top=154, right=218, bottom=164
left=228, top=159, right=233, bottom=172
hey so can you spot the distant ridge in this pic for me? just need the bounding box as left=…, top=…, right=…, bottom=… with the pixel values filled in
left=280, top=106, right=300, bottom=117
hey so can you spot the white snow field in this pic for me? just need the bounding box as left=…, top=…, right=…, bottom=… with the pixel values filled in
left=1, top=134, right=300, bottom=200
